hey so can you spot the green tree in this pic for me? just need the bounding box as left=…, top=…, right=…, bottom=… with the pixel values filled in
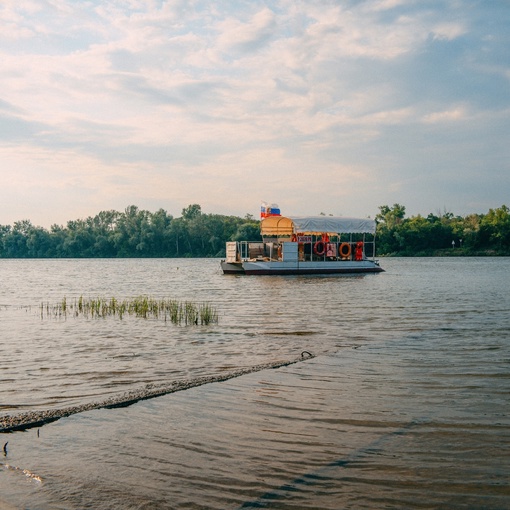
left=376, top=204, right=406, bottom=227
left=4, top=220, right=32, bottom=257
left=181, top=204, right=202, bottom=221
left=0, top=225, right=12, bottom=257
left=2, top=203, right=509, bottom=258
left=113, top=206, right=153, bottom=256
left=232, top=221, right=260, bottom=242
left=63, top=219, right=93, bottom=257
left=375, top=204, right=406, bottom=254
left=478, top=205, right=510, bottom=252
left=147, top=208, right=174, bottom=256
left=459, top=214, right=481, bottom=249
left=26, top=226, right=54, bottom=257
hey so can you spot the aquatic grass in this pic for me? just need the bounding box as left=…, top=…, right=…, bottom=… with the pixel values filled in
left=40, top=296, right=218, bottom=325
left=199, top=302, right=218, bottom=325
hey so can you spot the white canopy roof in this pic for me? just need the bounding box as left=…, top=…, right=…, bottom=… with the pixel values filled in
left=288, top=216, right=376, bottom=234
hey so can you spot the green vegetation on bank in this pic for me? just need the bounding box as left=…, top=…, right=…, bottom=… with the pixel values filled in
left=376, top=204, right=510, bottom=256
left=0, top=203, right=509, bottom=258
left=0, top=204, right=259, bottom=258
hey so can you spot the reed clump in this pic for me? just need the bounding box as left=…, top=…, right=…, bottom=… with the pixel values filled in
left=40, top=296, right=218, bottom=325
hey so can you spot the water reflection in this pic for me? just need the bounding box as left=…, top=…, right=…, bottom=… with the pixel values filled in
left=2, top=343, right=508, bottom=509
left=0, top=258, right=509, bottom=508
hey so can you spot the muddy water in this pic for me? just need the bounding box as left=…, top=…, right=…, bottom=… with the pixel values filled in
left=1, top=257, right=509, bottom=508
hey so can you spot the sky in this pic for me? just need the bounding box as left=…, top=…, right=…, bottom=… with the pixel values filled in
left=1, top=0, right=509, bottom=228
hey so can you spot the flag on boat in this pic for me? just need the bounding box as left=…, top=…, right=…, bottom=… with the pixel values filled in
left=260, top=201, right=281, bottom=218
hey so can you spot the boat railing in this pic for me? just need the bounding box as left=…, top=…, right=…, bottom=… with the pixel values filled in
left=238, top=239, right=377, bottom=262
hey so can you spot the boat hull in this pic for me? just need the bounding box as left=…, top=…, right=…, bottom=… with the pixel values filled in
left=221, top=259, right=384, bottom=275
left=220, top=261, right=245, bottom=274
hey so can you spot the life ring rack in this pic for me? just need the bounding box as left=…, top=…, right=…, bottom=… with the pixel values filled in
left=339, top=242, right=351, bottom=259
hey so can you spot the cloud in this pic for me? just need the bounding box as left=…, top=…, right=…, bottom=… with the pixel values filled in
left=422, top=106, right=467, bottom=124
left=431, top=22, right=467, bottom=41
left=0, top=0, right=509, bottom=226
left=0, top=98, right=24, bottom=114
left=217, top=7, right=277, bottom=56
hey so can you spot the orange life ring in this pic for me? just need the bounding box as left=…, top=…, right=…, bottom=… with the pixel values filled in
left=277, top=245, right=282, bottom=259
left=339, top=242, right=351, bottom=259
left=314, top=240, right=326, bottom=256
left=291, top=234, right=297, bottom=242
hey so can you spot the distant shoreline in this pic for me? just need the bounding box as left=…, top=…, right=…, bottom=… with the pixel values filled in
left=1, top=252, right=510, bottom=260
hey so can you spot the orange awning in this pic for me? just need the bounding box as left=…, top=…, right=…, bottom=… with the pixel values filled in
left=260, top=216, right=294, bottom=236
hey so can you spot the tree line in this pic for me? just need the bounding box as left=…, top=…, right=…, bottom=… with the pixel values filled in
left=0, top=204, right=259, bottom=258
left=0, top=203, right=509, bottom=258
left=375, top=204, right=510, bottom=256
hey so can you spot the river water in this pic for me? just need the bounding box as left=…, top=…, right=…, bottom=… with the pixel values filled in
left=0, top=257, right=509, bottom=509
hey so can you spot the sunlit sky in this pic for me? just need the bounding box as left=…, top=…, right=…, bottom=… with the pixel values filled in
left=1, top=0, right=509, bottom=228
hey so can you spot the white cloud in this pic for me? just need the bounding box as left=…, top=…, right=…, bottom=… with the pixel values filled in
left=0, top=0, right=509, bottom=225
left=216, top=7, right=277, bottom=56
left=422, top=106, right=467, bottom=124
left=371, top=0, right=409, bottom=11
left=431, top=22, right=466, bottom=41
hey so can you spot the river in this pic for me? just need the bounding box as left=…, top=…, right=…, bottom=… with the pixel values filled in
left=0, top=257, right=509, bottom=508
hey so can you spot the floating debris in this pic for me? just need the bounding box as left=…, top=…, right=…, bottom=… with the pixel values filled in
left=1, top=461, right=43, bottom=483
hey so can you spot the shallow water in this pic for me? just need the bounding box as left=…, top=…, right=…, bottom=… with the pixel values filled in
left=1, top=257, right=509, bottom=508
